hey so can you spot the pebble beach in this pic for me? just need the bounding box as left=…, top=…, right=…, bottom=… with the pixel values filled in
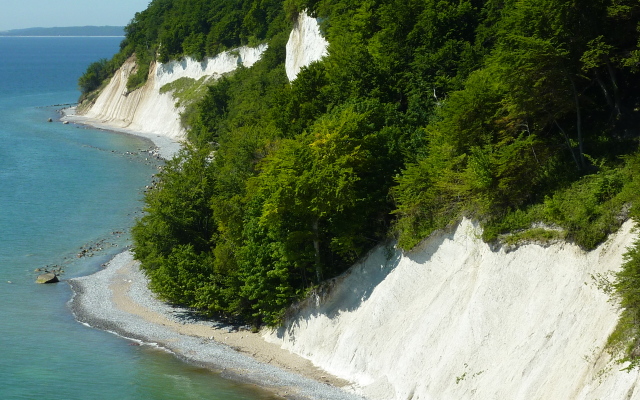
left=68, top=251, right=363, bottom=400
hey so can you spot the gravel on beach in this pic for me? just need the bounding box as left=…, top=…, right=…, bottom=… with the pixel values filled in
left=68, top=251, right=365, bottom=400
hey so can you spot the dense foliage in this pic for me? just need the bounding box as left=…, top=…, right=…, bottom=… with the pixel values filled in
left=81, top=0, right=640, bottom=364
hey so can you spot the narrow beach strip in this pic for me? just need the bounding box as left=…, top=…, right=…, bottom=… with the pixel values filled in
left=68, top=251, right=362, bottom=400
left=60, top=108, right=182, bottom=160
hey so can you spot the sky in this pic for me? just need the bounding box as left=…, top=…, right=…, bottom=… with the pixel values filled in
left=0, top=0, right=151, bottom=31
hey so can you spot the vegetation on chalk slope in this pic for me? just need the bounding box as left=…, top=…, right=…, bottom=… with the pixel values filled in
left=160, top=77, right=214, bottom=131
left=78, top=0, right=288, bottom=94
left=82, top=0, right=640, bottom=364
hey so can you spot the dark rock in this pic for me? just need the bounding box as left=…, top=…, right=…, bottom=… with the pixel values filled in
left=36, top=272, right=59, bottom=284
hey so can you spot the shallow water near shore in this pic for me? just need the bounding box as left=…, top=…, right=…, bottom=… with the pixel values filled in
left=0, top=37, right=274, bottom=399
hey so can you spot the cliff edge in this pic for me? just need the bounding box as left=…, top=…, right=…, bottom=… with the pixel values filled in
left=76, top=11, right=328, bottom=148
left=285, top=11, right=328, bottom=81
left=77, top=45, right=267, bottom=142
left=265, top=218, right=640, bottom=399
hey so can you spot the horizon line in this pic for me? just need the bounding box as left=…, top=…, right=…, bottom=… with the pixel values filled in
left=0, top=35, right=125, bottom=38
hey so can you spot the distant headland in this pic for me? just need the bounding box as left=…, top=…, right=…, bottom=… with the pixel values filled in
left=0, top=26, right=124, bottom=37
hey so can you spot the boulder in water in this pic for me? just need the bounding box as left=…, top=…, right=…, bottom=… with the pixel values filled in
left=36, top=272, right=58, bottom=284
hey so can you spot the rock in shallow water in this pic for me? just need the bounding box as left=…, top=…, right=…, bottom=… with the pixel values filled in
left=36, top=273, right=58, bottom=284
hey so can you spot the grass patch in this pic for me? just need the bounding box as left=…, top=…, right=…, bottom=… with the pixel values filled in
left=483, top=159, right=635, bottom=250
left=500, top=227, right=566, bottom=247
left=160, top=76, right=215, bottom=130
left=160, top=76, right=211, bottom=107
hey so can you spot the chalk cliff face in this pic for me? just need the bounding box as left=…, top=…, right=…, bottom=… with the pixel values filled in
left=81, top=45, right=268, bottom=141
left=81, top=12, right=327, bottom=143
left=285, top=11, right=329, bottom=81
left=265, top=219, right=640, bottom=400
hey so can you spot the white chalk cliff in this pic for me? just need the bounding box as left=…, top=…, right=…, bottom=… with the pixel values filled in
left=80, top=45, right=268, bottom=141
left=79, top=11, right=328, bottom=146
left=265, top=219, right=640, bottom=399
left=285, top=11, right=329, bottom=81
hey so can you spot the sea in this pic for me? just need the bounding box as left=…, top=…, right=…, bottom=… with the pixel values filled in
left=0, top=37, right=273, bottom=400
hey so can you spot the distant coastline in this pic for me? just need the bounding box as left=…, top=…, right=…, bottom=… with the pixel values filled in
left=0, top=26, right=124, bottom=37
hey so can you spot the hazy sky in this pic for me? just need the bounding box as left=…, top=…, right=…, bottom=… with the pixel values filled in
left=0, top=0, right=151, bottom=31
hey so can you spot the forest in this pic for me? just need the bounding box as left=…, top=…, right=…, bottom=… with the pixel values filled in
left=80, top=0, right=640, bottom=366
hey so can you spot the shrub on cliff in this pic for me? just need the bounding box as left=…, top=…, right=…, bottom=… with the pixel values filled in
left=78, top=59, right=112, bottom=97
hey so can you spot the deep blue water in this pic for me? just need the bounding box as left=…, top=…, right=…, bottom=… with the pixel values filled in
left=0, top=37, right=272, bottom=400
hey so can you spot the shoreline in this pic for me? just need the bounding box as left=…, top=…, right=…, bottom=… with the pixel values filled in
left=61, top=105, right=362, bottom=399
left=68, top=250, right=362, bottom=400
left=60, top=107, right=182, bottom=160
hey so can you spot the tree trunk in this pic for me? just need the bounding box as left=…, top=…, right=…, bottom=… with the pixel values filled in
left=606, top=61, right=622, bottom=119
left=571, top=79, right=585, bottom=170
left=312, top=218, right=322, bottom=283
left=555, top=120, right=581, bottom=170
left=594, top=70, right=615, bottom=118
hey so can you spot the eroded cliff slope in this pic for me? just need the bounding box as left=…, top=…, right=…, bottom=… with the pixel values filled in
left=79, top=12, right=328, bottom=143
left=265, top=219, right=640, bottom=400
left=79, top=45, right=267, bottom=141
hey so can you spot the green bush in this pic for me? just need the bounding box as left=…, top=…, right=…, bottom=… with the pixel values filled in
left=78, top=59, right=112, bottom=95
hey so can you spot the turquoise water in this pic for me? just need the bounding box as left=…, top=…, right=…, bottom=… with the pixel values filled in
left=0, top=37, right=273, bottom=399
